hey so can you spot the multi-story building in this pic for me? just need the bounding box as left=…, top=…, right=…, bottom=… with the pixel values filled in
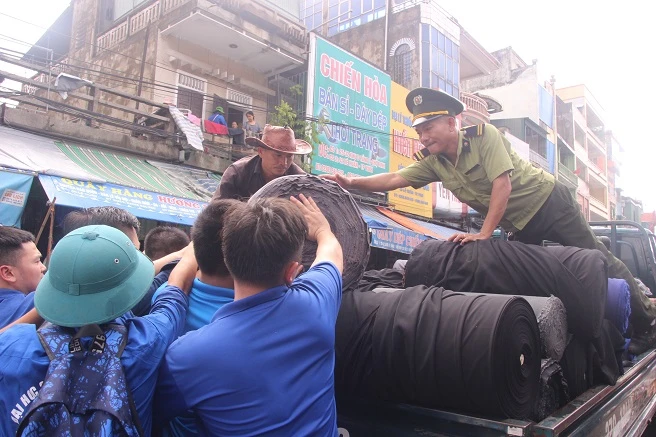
left=557, top=85, right=610, bottom=221
left=619, top=195, right=643, bottom=223
left=461, top=47, right=560, bottom=182
left=301, top=0, right=501, bottom=125
left=23, top=0, right=307, bottom=129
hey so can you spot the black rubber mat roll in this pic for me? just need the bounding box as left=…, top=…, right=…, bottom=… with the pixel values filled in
left=249, top=174, right=370, bottom=291
left=336, top=286, right=541, bottom=419
left=404, top=240, right=606, bottom=341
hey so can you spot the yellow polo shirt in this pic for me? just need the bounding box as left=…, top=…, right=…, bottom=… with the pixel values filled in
left=397, top=123, right=555, bottom=232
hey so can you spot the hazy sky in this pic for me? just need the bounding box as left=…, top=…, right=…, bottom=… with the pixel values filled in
left=437, top=0, right=656, bottom=210
left=1, top=1, right=654, bottom=209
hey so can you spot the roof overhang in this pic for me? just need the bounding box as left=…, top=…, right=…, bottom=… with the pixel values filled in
left=459, top=28, right=500, bottom=80
left=161, top=11, right=304, bottom=75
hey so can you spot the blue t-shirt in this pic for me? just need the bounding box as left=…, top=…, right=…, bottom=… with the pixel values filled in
left=155, top=262, right=342, bottom=437
left=159, top=278, right=235, bottom=437
left=208, top=113, right=227, bottom=126
left=0, top=286, right=188, bottom=436
left=153, top=278, right=234, bottom=335
left=0, top=289, right=35, bottom=328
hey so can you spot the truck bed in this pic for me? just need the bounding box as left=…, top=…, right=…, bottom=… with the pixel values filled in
left=337, top=351, right=656, bottom=437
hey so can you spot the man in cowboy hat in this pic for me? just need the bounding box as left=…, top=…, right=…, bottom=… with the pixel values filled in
left=322, top=87, right=656, bottom=354
left=208, top=106, right=227, bottom=126
left=213, top=124, right=312, bottom=201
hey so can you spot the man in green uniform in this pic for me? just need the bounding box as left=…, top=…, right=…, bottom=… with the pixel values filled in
left=323, top=87, right=656, bottom=353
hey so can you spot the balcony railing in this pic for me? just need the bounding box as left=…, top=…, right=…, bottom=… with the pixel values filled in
left=557, top=165, right=578, bottom=188
left=97, top=0, right=190, bottom=51
left=529, top=149, right=550, bottom=172
left=460, top=92, right=490, bottom=124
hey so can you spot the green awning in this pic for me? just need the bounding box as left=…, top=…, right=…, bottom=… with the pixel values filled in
left=56, top=141, right=219, bottom=201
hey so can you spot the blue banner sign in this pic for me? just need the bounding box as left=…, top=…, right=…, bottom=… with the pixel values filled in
left=39, top=175, right=206, bottom=226
left=369, top=227, right=427, bottom=254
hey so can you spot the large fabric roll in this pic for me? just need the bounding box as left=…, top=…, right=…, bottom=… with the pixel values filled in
left=532, top=359, right=569, bottom=422
left=559, top=335, right=591, bottom=399
left=335, top=286, right=541, bottom=419
left=517, top=296, right=568, bottom=362
left=249, top=174, right=370, bottom=291
left=404, top=240, right=607, bottom=341
left=457, top=293, right=567, bottom=361
left=606, top=278, right=631, bottom=335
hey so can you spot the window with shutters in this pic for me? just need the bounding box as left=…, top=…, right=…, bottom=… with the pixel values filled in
left=177, top=72, right=207, bottom=119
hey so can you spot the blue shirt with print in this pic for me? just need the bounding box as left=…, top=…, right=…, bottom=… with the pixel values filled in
left=0, top=286, right=188, bottom=436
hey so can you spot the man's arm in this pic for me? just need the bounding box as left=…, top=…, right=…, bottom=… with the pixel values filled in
left=449, top=171, right=511, bottom=245
left=167, top=243, right=198, bottom=294
left=0, top=308, right=43, bottom=333
left=152, top=248, right=184, bottom=274
left=320, top=172, right=410, bottom=193
left=290, top=194, right=343, bottom=274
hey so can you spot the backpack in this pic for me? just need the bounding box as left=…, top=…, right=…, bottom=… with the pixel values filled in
left=16, top=322, right=143, bottom=437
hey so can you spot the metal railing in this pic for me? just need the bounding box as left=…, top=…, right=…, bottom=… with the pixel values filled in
left=558, top=165, right=577, bottom=187
left=529, top=149, right=550, bottom=172
left=97, top=0, right=190, bottom=51
left=460, top=92, right=490, bottom=123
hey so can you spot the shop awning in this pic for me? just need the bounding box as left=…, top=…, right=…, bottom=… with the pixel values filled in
left=358, top=204, right=428, bottom=254
left=0, top=125, right=223, bottom=226
left=55, top=142, right=219, bottom=201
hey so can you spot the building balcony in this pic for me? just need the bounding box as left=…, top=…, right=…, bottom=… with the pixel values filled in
left=460, top=92, right=502, bottom=127
left=96, top=0, right=306, bottom=75
left=589, top=195, right=609, bottom=219
left=460, top=92, right=489, bottom=125
left=557, top=165, right=578, bottom=189
left=529, top=149, right=550, bottom=173
left=586, top=129, right=607, bottom=154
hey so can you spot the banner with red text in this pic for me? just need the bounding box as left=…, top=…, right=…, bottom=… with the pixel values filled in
left=307, top=34, right=390, bottom=177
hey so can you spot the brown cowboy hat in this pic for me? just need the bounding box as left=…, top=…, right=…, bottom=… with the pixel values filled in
left=245, top=124, right=312, bottom=155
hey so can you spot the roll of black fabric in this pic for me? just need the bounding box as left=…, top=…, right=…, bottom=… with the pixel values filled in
left=404, top=240, right=607, bottom=341
left=335, top=286, right=541, bottom=419
left=521, top=296, right=568, bottom=362
left=457, top=293, right=568, bottom=362
left=249, top=174, right=370, bottom=291
left=559, top=336, right=592, bottom=399
left=531, top=359, right=570, bottom=422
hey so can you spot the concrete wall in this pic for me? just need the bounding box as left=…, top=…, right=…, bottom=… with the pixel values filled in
left=66, top=0, right=160, bottom=120
left=328, top=6, right=421, bottom=89
left=462, top=47, right=539, bottom=125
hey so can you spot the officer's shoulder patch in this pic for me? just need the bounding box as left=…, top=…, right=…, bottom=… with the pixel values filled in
left=461, top=124, right=485, bottom=138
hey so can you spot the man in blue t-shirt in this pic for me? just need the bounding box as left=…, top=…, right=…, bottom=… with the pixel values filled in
left=155, top=199, right=239, bottom=436
left=0, top=225, right=197, bottom=436
left=0, top=227, right=46, bottom=329
left=155, top=195, right=344, bottom=436
left=208, top=106, right=227, bottom=126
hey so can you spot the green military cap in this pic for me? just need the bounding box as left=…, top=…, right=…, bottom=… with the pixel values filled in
left=405, top=87, right=465, bottom=127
